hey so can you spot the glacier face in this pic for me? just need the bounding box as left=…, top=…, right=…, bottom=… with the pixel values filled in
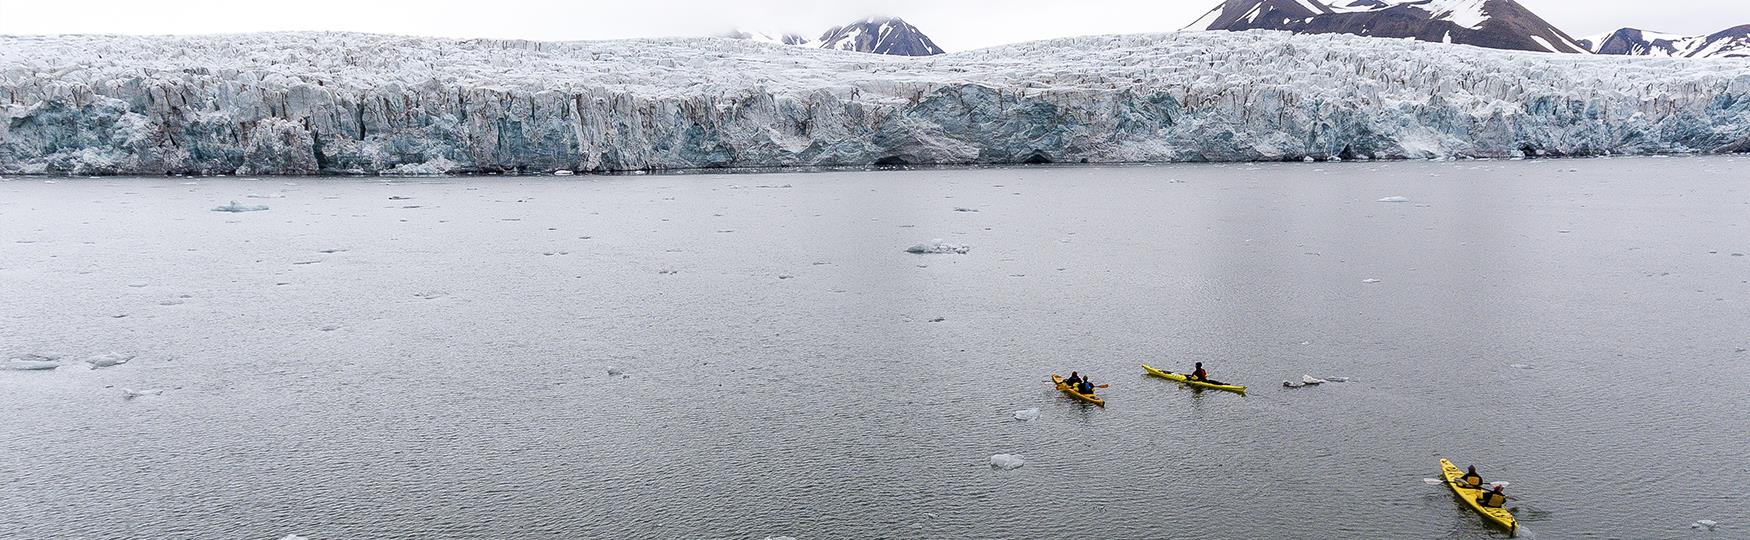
left=2, top=30, right=1748, bottom=176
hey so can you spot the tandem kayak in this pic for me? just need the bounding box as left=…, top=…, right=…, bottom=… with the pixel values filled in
left=1439, top=458, right=1517, bottom=536
left=1050, top=374, right=1105, bottom=407
left=1141, top=364, right=1247, bottom=394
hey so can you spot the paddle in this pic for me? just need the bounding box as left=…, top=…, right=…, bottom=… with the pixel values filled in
left=1424, top=478, right=1521, bottom=501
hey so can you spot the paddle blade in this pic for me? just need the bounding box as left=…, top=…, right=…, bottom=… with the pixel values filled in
left=1422, top=478, right=1445, bottom=485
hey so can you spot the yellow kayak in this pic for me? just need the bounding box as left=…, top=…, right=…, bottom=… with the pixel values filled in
left=1440, top=458, right=1517, bottom=536
left=1050, top=374, right=1105, bottom=407
left=1141, top=364, right=1247, bottom=394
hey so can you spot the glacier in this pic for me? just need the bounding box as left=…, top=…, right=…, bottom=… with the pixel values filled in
left=2, top=30, right=1748, bottom=176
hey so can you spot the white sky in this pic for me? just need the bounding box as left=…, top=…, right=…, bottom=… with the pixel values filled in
left=0, top=0, right=1743, bottom=51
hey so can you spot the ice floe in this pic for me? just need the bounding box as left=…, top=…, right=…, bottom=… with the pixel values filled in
left=121, top=388, right=163, bottom=399
left=1692, top=520, right=1719, bottom=530
left=1377, top=196, right=1411, bottom=203
left=989, top=454, right=1026, bottom=470
left=6, top=356, right=61, bottom=370
left=1012, top=408, right=1040, bottom=421
left=86, top=352, right=134, bottom=368
left=212, top=201, right=269, bottom=212
left=905, top=240, right=970, bottom=254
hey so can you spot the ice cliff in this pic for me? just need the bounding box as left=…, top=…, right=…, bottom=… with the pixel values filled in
left=2, top=31, right=1748, bottom=175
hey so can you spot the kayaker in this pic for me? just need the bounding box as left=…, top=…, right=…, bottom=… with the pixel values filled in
left=1078, top=378, right=1094, bottom=395
left=1064, top=371, right=1082, bottom=387
left=1459, top=466, right=1483, bottom=489
left=1190, top=362, right=1209, bottom=382
left=1477, top=485, right=1507, bottom=508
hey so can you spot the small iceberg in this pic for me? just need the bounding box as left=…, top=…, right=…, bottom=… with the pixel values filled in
left=86, top=352, right=135, bottom=368
left=121, top=388, right=163, bottom=399
left=1692, top=520, right=1719, bottom=530
left=905, top=239, right=970, bottom=254
left=989, top=453, right=1025, bottom=470
left=212, top=201, right=269, bottom=212
left=6, top=357, right=61, bottom=370
left=1361, top=278, right=1381, bottom=284
left=1377, top=196, right=1410, bottom=203
left=1012, top=408, right=1040, bottom=421
left=1302, top=375, right=1328, bottom=385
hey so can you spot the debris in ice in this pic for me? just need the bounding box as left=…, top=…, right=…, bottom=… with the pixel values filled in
left=989, top=453, right=1026, bottom=470
left=1012, top=408, right=1040, bottom=421
left=1376, top=196, right=1410, bottom=203
left=928, top=317, right=946, bottom=323
left=6, top=357, right=61, bottom=370
left=1692, top=520, right=1719, bottom=530
left=212, top=201, right=269, bottom=212
left=414, top=291, right=447, bottom=300
left=1362, top=278, right=1381, bottom=283
left=953, top=207, right=979, bottom=212
left=777, top=274, right=794, bottom=279
left=905, top=240, right=970, bottom=254
left=607, top=367, right=624, bottom=376
left=121, top=388, right=163, bottom=399
left=85, top=352, right=134, bottom=368
left=389, top=196, right=412, bottom=200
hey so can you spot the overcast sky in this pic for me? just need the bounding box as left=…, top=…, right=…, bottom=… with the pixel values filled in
left=0, top=0, right=1742, bottom=50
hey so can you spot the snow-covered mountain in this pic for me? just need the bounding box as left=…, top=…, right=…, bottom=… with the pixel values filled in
left=2, top=31, right=1747, bottom=176
left=1188, top=0, right=1588, bottom=53
left=1580, top=25, right=1750, bottom=59
left=729, top=16, right=944, bottom=56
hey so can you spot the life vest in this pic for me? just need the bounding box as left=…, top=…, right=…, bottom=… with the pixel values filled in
left=1192, top=368, right=1208, bottom=381
left=1479, top=491, right=1506, bottom=508
left=1461, top=473, right=1482, bottom=488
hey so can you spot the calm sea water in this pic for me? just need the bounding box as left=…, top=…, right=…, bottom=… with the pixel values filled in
left=2, top=157, right=1748, bottom=539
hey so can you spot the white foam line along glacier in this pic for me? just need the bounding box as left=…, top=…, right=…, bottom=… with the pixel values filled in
left=2, top=30, right=1748, bottom=175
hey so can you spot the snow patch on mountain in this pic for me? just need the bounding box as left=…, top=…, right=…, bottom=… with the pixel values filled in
left=2, top=31, right=1748, bottom=176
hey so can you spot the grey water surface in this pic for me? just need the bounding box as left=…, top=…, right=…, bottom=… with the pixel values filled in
left=2, top=156, right=1748, bottom=539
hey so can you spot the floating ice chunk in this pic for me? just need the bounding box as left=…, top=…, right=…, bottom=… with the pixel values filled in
left=1302, top=375, right=1327, bottom=385
left=1283, top=380, right=1305, bottom=388
left=554, top=170, right=575, bottom=176
left=1012, top=408, right=1040, bottom=421
left=606, top=367, right=624, bottom=376
left=953, top=207, right=979, bottom=212
left=905, top=239, right=970, bottom=254
left=212, top=201, right=269, bottom=212
left=1361, top=278, right=1381, bottom=284
left=6, top=358, right=60, bottom=370
left=1321, top=376, right=1349, bottom=382
left=1692, top=520, right=1719, bottom=530
left=1377, top=196, right=1410, bottom=203
left=989, top=454, right=1025, bottom=470
left=121, top=388, right=163, bottom=399
left=762, top=537, right=798, bottom=540
left=1508, top=363, right=1533, bottom=370
left=244, top=193, right=286, bottom=199
left=280, top=536, right=310, bottom=540
left=86, top=352, right=134, bottom=368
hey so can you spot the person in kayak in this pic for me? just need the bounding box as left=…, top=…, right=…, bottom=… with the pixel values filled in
left=1477, top=485, right=1507, bottom=508
left=1190, top=362, right=1210, bottom=382
left=1063, top=371, right=1082, bottom=387
left=1458, top=466, right=1484, bottom=489
left=1078, top=378, right=1095, bottom=395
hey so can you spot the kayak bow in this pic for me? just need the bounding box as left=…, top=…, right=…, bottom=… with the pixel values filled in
left=1050, top=374, right=1105, bottom=407
left=1141, top=364, right=1247, bottom=394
